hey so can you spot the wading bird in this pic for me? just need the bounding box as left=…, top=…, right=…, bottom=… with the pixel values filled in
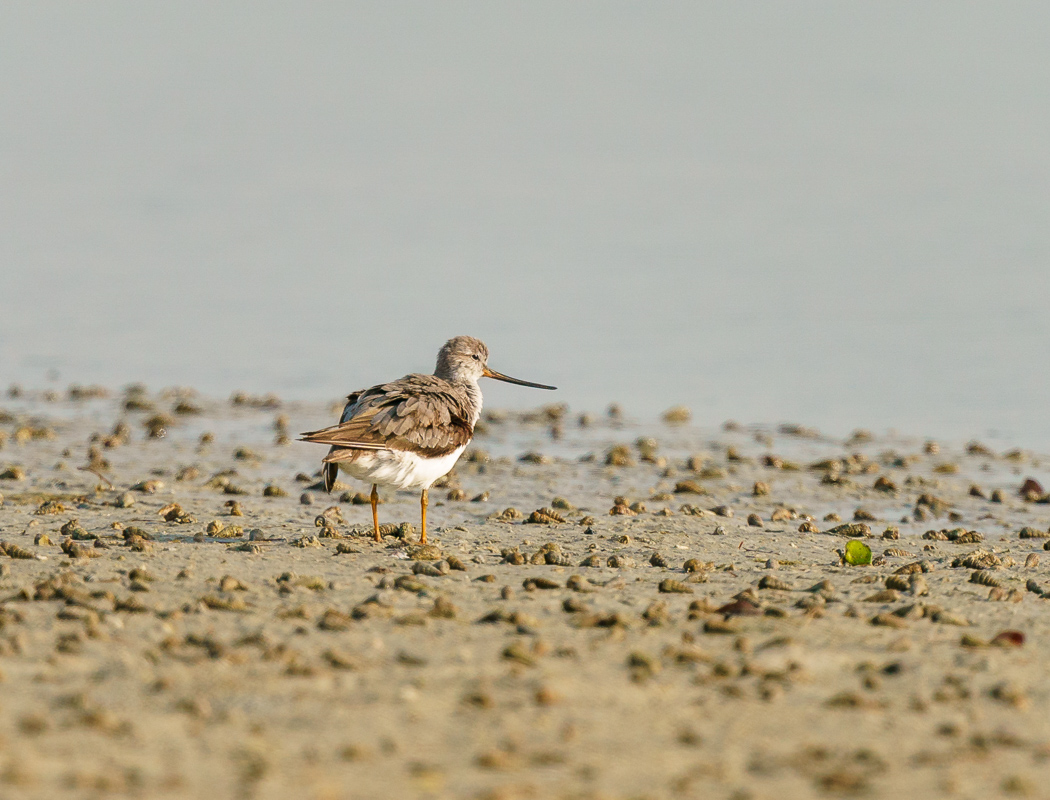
left=300, top=336, right=556, bottom=544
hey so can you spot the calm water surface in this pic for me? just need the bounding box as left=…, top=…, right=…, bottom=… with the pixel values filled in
left=1, top=3, right=1048, bottom=447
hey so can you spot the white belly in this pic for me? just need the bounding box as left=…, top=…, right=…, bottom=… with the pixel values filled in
left=337, top=446, right=466, bottom=492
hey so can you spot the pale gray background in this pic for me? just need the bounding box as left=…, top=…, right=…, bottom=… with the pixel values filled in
left=1, top=3, right=1047, bottom=444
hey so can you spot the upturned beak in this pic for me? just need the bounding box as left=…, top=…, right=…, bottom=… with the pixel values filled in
left=482, top=366, right=557, bottom=390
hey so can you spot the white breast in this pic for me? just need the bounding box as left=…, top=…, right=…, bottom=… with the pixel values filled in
left=336, top=446, right=467, bottom=492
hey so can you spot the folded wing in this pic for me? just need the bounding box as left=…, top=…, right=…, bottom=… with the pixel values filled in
left=299, top=375, right=474, bottom=460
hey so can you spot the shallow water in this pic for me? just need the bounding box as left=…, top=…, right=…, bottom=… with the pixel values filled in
left=1, top=3, right=1048, bottom=447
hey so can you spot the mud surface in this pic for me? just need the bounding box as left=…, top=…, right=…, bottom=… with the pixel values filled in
left=0, top=390, right=1048, bottom=799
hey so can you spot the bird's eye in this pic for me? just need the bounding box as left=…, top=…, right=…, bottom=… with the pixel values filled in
left=471, top=354, right=480, bottom=361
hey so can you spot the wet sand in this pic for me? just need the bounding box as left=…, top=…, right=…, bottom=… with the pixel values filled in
left=0, top=388, right=1048, bottom=799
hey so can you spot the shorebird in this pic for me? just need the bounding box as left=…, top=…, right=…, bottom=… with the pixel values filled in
left=299, top=336, right=556, bottom=544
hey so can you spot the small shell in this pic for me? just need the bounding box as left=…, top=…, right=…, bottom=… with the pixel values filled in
left=430, top=596, right=457, bottom=619
left=412, top=561, right=447, bottom=578
left=679, top=505, right=710, bottom=517
left=446, top=555, right=467, bottom=571
left=34, top=499, right=66, bottom=516
left=794, top=595, right=825, bottom=611
left=873, top=476, right=898, bottom=493
left=930, top=610, right=970, bottom=626
left=884, top=575, right=910, bottom=592
left=825, top=523, right=870, bottom=537
left=951, top=551, right=1001, bottom=570
left=2, top=541, right=36, bottom=559
left=218, top=575, right=248, bottom=591
left=870, top=613, right=908, bottom=628
left=662, top=406, right=691, bottom=424
left=393, top=576, right=427, bottom=593
left=757, top=576, right=792, bottom=591
left=969, top=571, right=1002, bottom=588
left=908, top=575, right=930, bottom=597
left=0, top=466, right=27, bottom=481
left=523, top=577, right=560, bottom=591
left=566, top=574, right=597, bottom=592
left=604, top=445, right=634, bottom=467
left=58, top=539, right=99, bottom=559
left=316, top=523, right=342, bottom=539
left=658, top=579, right=692, bottom=594
left=528, top=508, right=565, bottom=524
left=894, top=561, right=933, bottom=575
left=642, top=600, right=670, bottom=625
left=318, top=609, right=353, bottom=631
left=1024, top=553, right=1040, bottom=569
left=674, top=480, right=707, bottom=495
left=987, top=588, right=1024, bottom=603
left=703, top=618, right=738, bottom=634
left=502, top=549, right=525, bottom=565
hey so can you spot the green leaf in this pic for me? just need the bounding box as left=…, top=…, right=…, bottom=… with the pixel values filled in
left=844, top=539, right=872, bottom=566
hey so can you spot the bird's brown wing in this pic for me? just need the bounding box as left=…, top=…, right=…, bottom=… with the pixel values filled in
left=299, top=375, right=474, bottom=460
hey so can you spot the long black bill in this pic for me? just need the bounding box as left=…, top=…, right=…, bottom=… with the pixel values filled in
left=482, top=366, right=557, bottom=390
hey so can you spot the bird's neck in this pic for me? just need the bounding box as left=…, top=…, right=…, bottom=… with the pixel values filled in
left=435, top=370, right=484, bottom=427
left=462, top=378, right=483, bottom=428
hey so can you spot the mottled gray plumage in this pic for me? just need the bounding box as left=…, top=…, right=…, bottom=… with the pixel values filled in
left=303, top=375, right=476, bottom=460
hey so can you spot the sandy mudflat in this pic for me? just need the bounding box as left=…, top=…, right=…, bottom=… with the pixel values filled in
left=0, top=389, right=1048, bottom=800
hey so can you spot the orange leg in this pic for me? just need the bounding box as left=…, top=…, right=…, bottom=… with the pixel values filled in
left=420, top=488, right=428, bottom=545
left=370, top=484, right=380, bottom=542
